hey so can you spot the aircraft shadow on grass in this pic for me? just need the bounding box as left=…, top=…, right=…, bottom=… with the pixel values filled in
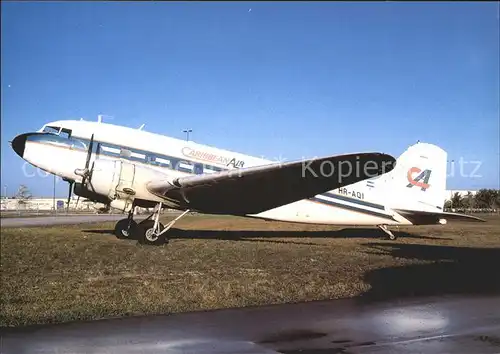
left=83, top=227, right=449, bottom=244
left=81, top=227, right=500, bottom=299
left=358, top=242, right=500, bottom=301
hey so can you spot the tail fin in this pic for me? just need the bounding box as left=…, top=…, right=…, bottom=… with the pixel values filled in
left=381, top=142, right=447, bottom=212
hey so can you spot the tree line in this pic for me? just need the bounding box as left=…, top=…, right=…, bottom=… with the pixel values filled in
left=444, top=189, right=500, bottom=213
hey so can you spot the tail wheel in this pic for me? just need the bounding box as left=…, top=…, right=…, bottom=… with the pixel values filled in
left=378, top=224, right=397, bottom=240
left=138, top=220, right=166, bottom=246
left=387, top=233, right=397, bottom=241
left=114, top=219, right=138, bottom=239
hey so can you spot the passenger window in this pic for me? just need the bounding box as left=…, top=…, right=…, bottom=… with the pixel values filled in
left=146, top=155, right=156, bottom=165
left=194, top=164, right=204, bottom=175
left=177, top=160, right=194, bottom=173
left=120, top=148, right=131, bottom=158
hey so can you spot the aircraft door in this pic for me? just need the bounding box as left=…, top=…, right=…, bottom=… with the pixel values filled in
left=115, top=161, right=136, bottom=198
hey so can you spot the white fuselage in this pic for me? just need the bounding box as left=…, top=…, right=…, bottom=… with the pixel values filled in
left=15, top=120, right=414, bottom=226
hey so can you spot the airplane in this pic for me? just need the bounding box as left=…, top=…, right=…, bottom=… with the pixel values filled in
left=10, top=117, right=483, bottom=245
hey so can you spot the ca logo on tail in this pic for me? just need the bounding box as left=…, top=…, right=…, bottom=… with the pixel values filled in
left=407, top=167, right=431, bottom=191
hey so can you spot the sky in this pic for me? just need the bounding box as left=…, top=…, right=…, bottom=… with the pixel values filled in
left=1, top=2, right=499, bottom=197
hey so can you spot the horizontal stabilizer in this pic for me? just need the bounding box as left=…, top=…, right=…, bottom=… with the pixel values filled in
left=395, top=208, right=486, bottom=225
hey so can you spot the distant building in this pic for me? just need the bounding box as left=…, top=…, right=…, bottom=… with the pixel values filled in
left=0, top=197, right=151, bottom=213
left=0, top=196, right=102, bottom=211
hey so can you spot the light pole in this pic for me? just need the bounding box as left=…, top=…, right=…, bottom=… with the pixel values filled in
left=448, top=159, right=454, bottom=210
left=182, top=129, right=192, bottom=142
left=3, top=185, right=6, bottom=199
left=53, top=174, right=56, bottom=213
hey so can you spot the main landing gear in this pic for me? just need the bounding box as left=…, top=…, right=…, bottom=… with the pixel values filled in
left=114, top=203, right=190, bottom=246
left=378, top=224, right=397, bottom=240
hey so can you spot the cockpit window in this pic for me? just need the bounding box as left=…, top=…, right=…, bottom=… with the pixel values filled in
left=69, top=139, right=87, bottom=151
left=60, top=128, right=72, bottom=139
left=43, top=126, right=61, bottom=134
left=42, top=126, right=72, bottom=138
left=26, top=134, right=87, bottom=151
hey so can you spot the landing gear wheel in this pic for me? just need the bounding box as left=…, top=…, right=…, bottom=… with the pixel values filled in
left=387, top=233, right=397, bottom=241
left=378, top=224, right=397, bottom=241
left=114, top=219, right=138, bottom=239
left=138, top=220, right=167, bottom=246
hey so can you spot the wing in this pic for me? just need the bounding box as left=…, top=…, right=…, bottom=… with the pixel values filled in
left=394, top=209, right=486, bottom=224
left=147, top=152, right=395, bottom=215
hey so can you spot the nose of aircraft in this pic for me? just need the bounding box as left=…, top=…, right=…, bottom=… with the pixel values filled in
left=11, top=134, right=27, bottom=158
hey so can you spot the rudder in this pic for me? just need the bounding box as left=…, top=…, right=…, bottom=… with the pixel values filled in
left=380, top=142, right=447, bottom=212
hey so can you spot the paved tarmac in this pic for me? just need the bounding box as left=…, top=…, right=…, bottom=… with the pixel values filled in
left=2, top=294, right=499, bottom=353
left=0, top=214, right=148, bottom=228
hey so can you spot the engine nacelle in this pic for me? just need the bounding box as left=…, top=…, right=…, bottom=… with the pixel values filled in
left=73, top=183, right=110, bottom=204
left=74, top=159, right=173, bottom=212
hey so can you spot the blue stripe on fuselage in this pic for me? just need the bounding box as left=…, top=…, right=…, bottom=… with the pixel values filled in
left=309, top=197, right=396, bottom=221
left=320, top=192, right=385, bottom=210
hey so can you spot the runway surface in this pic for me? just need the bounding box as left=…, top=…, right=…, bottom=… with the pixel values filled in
left=0, top=214, right=147, bottom=228
left=2, top=294, right=499, bottom=353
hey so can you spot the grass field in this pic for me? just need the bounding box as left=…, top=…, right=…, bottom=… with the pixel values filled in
left=1, top=214, right=499, bottom=327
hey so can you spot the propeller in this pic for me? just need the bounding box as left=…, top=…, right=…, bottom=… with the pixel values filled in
left=81, top=133, right=95, bottom=186
left=74, top=133, right=95, bottom=210
left=75, top=195, right=80, bottom=211
left=65, top=180, right=74, bottom=213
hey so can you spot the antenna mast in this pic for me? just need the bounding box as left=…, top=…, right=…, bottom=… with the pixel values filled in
left=97, top=114, right=114, bottom=123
